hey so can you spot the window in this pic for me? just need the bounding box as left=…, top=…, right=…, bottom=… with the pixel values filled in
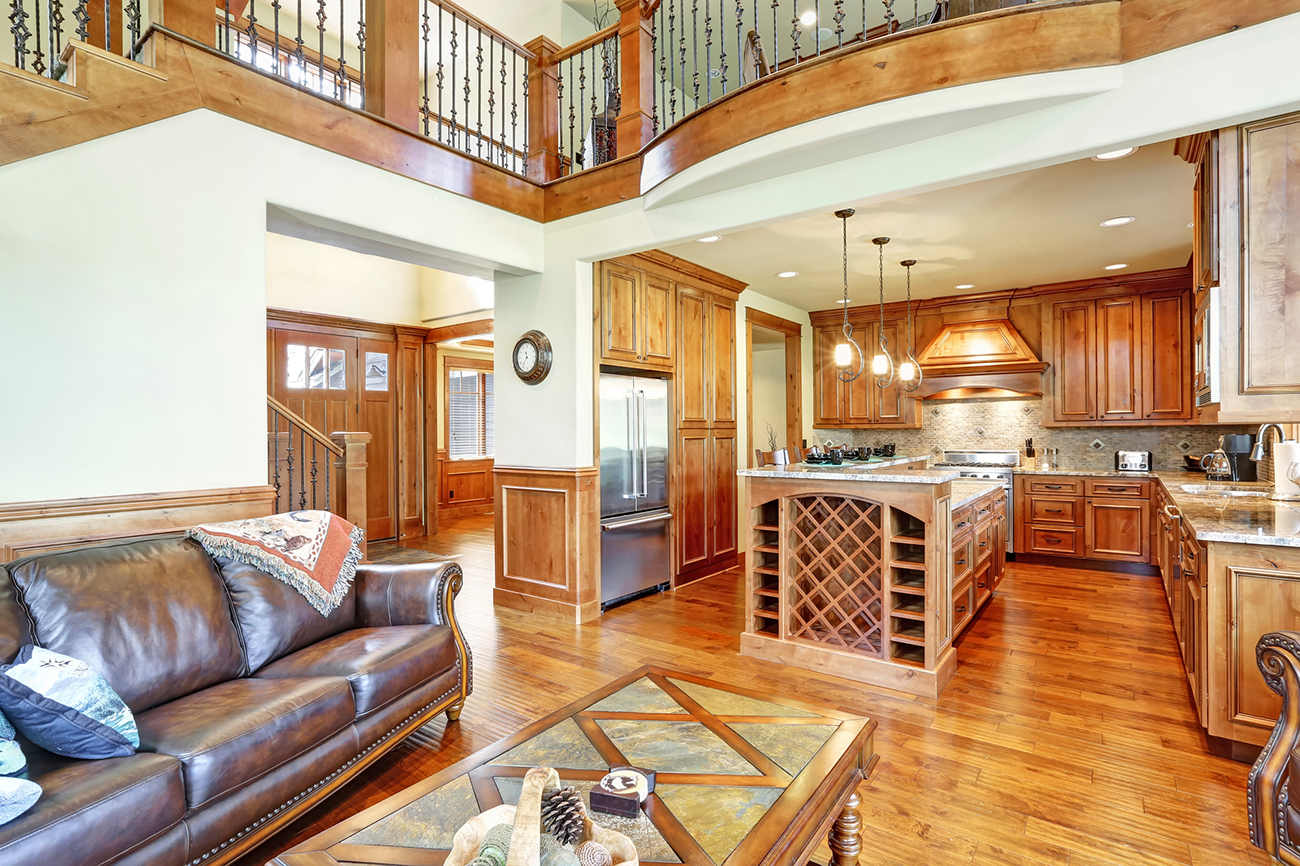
left=447, top=366, right=494, bottom=459
left=365, top=352, right=389, bottom=391
left=286, top=344, right=346, bottom=390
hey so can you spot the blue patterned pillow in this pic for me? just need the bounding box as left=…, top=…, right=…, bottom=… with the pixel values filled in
left=0, top=646, right=139, bottom=760
left=0, top=711, right=24, bottom=776
left=0, top=777, right=40, bottom=825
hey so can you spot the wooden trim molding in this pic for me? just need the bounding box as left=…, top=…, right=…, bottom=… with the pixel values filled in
left=0, top=485, right=276, bottom=563
left=427, top=318, right=495, bottom=344
left=493, top=466, right=601, bottom=623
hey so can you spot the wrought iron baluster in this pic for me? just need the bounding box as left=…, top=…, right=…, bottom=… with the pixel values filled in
left=510, top=48, right=518, bottom=171
left=324, top=441, right=331, bottom=512
left=717, top=0, right=726, bottom=95
left=356, top=0, right=365, bottom=104
left=436, top=5, right=445, bottom=142
left=734, top=0, right=742, bottom=88
left=589, top=45, right=598, bottom=166
left=298, top=428, right=307, bottom=509
left=475, top=26, right=483, bottom=157
left=293, top=0, right=303, bottom=74
left=102, top=0, right=108, bottom=54
left=462, top=14, right=470, bottom=154
left=271, top=0, right=280, bottom=75
left=677, top=0, right=685, bottom=114
left=555, top=52, right=563, bottom=168
left=310, top=438, right=318, bottom=509
left=336, top=0, right=346, bottom=100
left=667, top=0, right=675, bottom=122
left=691, top=0, right=698, bottom=106
left=653, top=2, right=661, bottom=132
left=73, top=0, right=88, bottom=44
left=790, top=6, right=800, bottom=65
left=578, top=47, right=586, bottom=168
left=835, top=0, right=844, bottom=47
left=286, top=421, right=295, bottom=512
left=882, top=0, right=893, bottom=34
left=31, top=0, right=44, bottom=75
left=421, top=1, right=429, bottom=135
left=498, top=41, right=507, bottom=165
left=770, top=0, right=778, bottom=72
left=520, top=50, right=528, bottom=176
left=862, top=0, right=866, bottom=43
left=50, top=0, right=64, bottom=71
left=246, top=0, right=258, bottom=62
left=448, top=8, right=456, bottom=148
left=316, top=0, right=326, bottom=94
left=703, top=0, right=711, bottom=104
left=816, top=0, right=822, bottom=57
left=567, top=53, right=575, bottom=171
left=273, top=413, right=282, bottom=506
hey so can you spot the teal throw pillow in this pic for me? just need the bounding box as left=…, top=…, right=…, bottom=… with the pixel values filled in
left=0, top=646, right=138, bottom=759
left=0, top=777, right=41, bottom=825
left=0, top=710, right=24, bottom=776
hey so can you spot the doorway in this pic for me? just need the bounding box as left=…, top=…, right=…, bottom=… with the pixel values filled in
left=430, top=321, right=496, bottom=521
left=746, top=309, right=803, bottom=465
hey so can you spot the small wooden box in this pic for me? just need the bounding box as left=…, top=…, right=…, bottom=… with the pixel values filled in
left=590, top=766, right=655, bottom=818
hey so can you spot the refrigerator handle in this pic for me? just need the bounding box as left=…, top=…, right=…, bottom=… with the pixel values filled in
left=638, top=390, right=649, bottom=498
left=623, top=390, right=637, bottom=499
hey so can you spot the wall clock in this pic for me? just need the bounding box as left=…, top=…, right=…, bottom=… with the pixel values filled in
left=512, top=330, right=553, bottom=385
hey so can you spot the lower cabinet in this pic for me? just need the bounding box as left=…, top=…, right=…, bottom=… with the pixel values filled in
left=675, top=428, right=738, bottom=584
left=1016, top=475, right=1151, bottom=563
left=951, top=488, right=1007, bottom=639
left=1085, top=496, right=1151, bottom=562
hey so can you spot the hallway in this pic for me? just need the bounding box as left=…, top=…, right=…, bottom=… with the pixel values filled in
left=239, top=513, right=1265, bottom=866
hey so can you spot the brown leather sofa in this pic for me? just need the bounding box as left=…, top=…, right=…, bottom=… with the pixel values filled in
left=0, top=534, right=472, bottom=866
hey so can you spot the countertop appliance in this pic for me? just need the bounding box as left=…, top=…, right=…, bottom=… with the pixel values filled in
left=1115, top=450, right=1152, bottom=472
left=931, top=450, right=1018, bottom=553
left=1222, top=433, right=1258, bottom=482
left=599, top=373, right=671, bottom=608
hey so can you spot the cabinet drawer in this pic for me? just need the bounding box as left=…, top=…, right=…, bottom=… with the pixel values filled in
left=974, top=561, right=993, bottom=607
left=1027, top=496, right=1082, bottom=525
left=1027, top=525, right=1084, bottom=556
left=975, top=523, right=993, bottom=563
left=1087, top=479, right=1149, bottom=498
left=1028, top=478, right=1083, bottom=495
left=953, top=578, right=975, bottom=637
left=973, top=496, right=997, bottom=524
left=952, top=505, right=975, bottom=535
left=953, top=537, right=974, bottom=583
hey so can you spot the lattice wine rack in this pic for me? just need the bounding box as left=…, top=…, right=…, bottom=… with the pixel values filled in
left=748, top=494, right=932, bottom=668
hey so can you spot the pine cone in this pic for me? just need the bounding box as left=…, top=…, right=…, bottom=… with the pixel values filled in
left=540, top=786, right=586, bottom=847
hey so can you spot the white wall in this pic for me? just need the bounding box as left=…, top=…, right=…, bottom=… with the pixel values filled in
left=0, top=109, right=541, bottom=504
left=266, top=233, right=424, bottom=325
left=750, top=345, right=787, bottom=453
left=419, top=269, right=495, bottom=326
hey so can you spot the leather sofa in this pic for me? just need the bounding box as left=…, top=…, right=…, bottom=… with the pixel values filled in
left=0, top=534, right=472, bottom=866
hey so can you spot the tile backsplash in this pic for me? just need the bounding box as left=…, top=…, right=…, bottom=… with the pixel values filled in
left=814, top=397, right=1272, bottom=479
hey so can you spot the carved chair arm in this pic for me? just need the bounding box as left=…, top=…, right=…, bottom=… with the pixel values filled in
left=1250, top=631, right=1300, bottom=859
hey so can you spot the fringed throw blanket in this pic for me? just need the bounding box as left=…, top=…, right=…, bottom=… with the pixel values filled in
left=188, top=511, right=364, bottom=616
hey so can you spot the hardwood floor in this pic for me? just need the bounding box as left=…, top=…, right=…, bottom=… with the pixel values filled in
left=236, top=513, right=1267, bottom=866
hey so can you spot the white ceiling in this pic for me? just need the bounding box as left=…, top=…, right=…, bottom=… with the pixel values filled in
left=659, top=142, right=1196, bottom=313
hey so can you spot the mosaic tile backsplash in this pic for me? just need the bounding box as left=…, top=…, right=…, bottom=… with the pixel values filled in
left=814, top=397, right=1273, bottom=480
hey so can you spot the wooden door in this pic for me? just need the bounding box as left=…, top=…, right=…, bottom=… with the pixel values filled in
left=395, top=334, right=425, bottom=538
left=677, top=288, right=710, bottom=426
left=813, top=327, right=843, bottom=426
left=641, top=274, right=675, bottom=367
left=1096, top=296, right=1141, bottom=421
left=874, top=320, right=908, bottom=424
left=1052, top=301, right=1096, bottom=422
left=1142, top=290, right=1192, bottom=420
left=676, top=429, right=710, bottom=574
left=600, top=262, right=641, bottom=365
left=707, top=431, right=738, bottom=564
left=710, top=297, right=736, bottom=425
left=360, top=337, right=397, bottom=541
left=1085, top=497, right=1150, bottom=562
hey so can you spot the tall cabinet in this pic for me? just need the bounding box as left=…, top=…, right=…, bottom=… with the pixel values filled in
left=597, top=253, right=743, bottom=588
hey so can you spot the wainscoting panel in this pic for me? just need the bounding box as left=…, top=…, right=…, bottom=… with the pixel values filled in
left=0, top=486, right=277, bottom=563
left=493, top=466, right=600, bottom=623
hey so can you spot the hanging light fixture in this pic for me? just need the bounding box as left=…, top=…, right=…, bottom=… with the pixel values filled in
left=833, top=209, right=865, bottom=382
left=871, top=236, right=895, bottom=388
left=899, top=259, right=923, bottom=391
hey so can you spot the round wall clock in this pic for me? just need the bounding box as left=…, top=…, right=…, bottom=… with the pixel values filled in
left=512, top=330, right=553, bottom=385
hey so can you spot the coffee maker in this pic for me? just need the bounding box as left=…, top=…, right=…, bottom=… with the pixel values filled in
left=1222, top=433, right=1258, bottom=482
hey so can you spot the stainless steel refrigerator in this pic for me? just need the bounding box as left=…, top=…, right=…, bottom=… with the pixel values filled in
left=599, top=373, right=671, bottom=607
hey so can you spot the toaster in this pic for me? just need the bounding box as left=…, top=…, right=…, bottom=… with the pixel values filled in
left=1115, top=450, right=1152, bottom=472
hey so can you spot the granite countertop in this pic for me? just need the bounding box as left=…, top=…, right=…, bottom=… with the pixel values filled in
left=1014, top=466, right=1165, bottom=478
left=1155, top=475, right=1300, bottom=549
left=739, top=456, right=960, bottom=485
left=951, top=480, right=1005, bottom=508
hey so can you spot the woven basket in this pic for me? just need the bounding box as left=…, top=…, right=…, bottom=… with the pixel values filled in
left=446, top=767, right=639, bottom=866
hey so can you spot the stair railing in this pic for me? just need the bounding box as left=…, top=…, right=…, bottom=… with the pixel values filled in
left=6, top=0, right=143, bottom=78
left=267, top=397, right=370, bottom=546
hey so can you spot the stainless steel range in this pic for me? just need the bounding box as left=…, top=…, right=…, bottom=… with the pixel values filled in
left=931, top=450, right=1019, bottom=553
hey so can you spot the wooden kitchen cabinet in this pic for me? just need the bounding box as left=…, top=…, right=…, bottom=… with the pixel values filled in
left=1052, top=301, right=1097, bottom=423
left=1017, top=474, right=1152, bottom=564
left=951, top=488, right=1006, bottom=638
left=1096, top=296, right=1141, bottom=421
left=812, top=321, right=919, bottom=429
left=598, top=261, right=674, bottom=370
left=1085, top=496, right=1150, bottom=563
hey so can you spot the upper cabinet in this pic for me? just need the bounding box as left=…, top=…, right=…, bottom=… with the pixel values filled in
left=812, top=321, right=920, bottom=429
left=1048, top=287, right=1192, bottom=425
left=1189, top=115, right=1300, bottom=423
left=598, top=261, right=674, bottom=371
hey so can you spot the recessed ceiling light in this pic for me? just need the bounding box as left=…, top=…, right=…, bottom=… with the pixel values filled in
left=836, top=298, right=852, bottom=304
left=1104, top=263, right=1128, bottom=270
left=777, top=271, right=799, bottom=278
left=696, top=235, right=721, bottom=243
left=1100, top=216, right=1136, bottom=227
left=956, top=284, right=975, bottom=290
left=1092, top=146, right=1138, bottom=161
left=799, top=10, right=817, bottom=26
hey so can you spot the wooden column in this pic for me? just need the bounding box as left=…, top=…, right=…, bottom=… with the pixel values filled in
left=364, top=0, right=420, bottom=131
left=144, top=0, right=214, bottom=47
left=615, top=0, right=654, bottom=157
left=331, top=431, right=372, bottom=558
left=525, top=36, right=561, bottom=183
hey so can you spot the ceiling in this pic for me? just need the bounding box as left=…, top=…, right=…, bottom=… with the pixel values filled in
left=658, top=142, right=1195, bottom=313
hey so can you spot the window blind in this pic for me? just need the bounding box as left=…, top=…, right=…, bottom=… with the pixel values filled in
left=448, top=368, right=494, bottom=459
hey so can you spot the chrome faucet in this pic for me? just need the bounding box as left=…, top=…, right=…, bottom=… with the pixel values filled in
left=1250, top=423, right=1293, bottom=461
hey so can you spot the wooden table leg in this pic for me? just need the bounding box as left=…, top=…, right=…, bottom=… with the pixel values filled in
left=828, top=790, right=862, bottom=865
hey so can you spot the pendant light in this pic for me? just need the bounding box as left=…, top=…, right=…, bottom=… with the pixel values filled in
left=899, top=259, right=923, bottom=391
left=871, top=236, right=895, bottom=388
left=833, top=209, right=865, bottom=382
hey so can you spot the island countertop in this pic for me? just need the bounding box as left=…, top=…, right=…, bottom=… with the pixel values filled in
left=738, top=455, right=959, bottom=484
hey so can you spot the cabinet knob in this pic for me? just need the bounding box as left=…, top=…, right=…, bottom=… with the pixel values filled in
left=955, top=558, right=966, bottom=565
left=956, top=605, right=966, bottom=613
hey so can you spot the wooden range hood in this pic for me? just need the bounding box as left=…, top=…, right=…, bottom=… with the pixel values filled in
left=910, top=319, right=1048, bottom=399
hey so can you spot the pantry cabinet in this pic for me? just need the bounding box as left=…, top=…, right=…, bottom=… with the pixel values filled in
left=598, top=261, right=674, bottom=370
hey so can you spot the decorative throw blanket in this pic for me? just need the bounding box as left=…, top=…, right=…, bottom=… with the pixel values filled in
left=188, top=511, right=364, bottom=616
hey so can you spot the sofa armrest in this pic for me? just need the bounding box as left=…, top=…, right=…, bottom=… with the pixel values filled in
left=355, top=561, right=461, bottom=627
left=1250, top=632, right=1300, bottom=860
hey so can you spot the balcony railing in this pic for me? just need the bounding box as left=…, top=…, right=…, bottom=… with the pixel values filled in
left=5, top=0, right=142, bottom=76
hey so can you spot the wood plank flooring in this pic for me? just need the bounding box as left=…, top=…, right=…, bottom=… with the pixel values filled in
left=235, top=513, right=1267, bottom=866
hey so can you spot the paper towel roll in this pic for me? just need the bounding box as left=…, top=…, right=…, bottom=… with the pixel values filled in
left=1274, top=441, right=1300, bottom=497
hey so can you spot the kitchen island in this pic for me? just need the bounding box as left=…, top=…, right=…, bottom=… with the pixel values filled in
left=737, top=457, right=1004, bottom=698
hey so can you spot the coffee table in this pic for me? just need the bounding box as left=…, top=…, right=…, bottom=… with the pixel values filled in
left=272, top=666, right=878, bottom=866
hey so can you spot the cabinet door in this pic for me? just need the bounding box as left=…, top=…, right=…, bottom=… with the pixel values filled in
left=874, top=320, right=909, bottom=424
left=601, top=263, right=641, bottom=365
left=677, top=288, right=709, bottom=426
left=641, top=274, right=675, bottom=367
left=1086, top=497, right=1150, bottom=562
left=843, top=326, right=875, bottom=425
left=1193, top=133, right=1219, bottom=296
left=813, top=327, right=844, bottom=426
left=710, top=298, right=737, bottom=425
left=707, top=430, right=738, bottom=562
left=1192, top=302, right=1209, bottom=394
left=1183, top=574, right=1206, bottom=724
left=676, top=429, right=710, bottom=573
left=1096, top=296, right=1141, bottom=421
left=1142, top=290, right=1192, bottom=420
left=1053, top=301, right=1096, bottom=422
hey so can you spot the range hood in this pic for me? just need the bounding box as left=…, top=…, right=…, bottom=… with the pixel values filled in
left=910, top=319, right=1047, bottom=400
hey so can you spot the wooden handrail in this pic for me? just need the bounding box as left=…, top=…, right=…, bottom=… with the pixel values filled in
left=433, top=0, right=537, bottom=60
left=267, top=395, right=345, bottom=456
left=551, top=22, right=619, bottom=65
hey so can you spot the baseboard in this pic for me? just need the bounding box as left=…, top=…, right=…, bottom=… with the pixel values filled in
left=0, top=485, right=276, bottom=563
left=493, top=587, right=602, bottom=624
left=1013, top=553, right=1159, bottom=575
left=438, top=501, right=494, bottom=519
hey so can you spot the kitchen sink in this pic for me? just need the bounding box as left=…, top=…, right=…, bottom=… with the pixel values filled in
left=1180, top=484, right=1268, bottom=497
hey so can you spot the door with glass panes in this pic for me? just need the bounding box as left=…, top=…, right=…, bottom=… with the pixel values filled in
left=271, top=329, right=397, bottom=542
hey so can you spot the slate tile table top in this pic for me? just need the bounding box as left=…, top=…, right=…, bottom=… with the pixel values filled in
left=271, top=666, right=878, bottom=866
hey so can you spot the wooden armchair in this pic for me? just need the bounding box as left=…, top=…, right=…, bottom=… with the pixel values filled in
left=1249, top=631, right=1300, bottom=864
left=755, top=448, right=790, bottom=468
